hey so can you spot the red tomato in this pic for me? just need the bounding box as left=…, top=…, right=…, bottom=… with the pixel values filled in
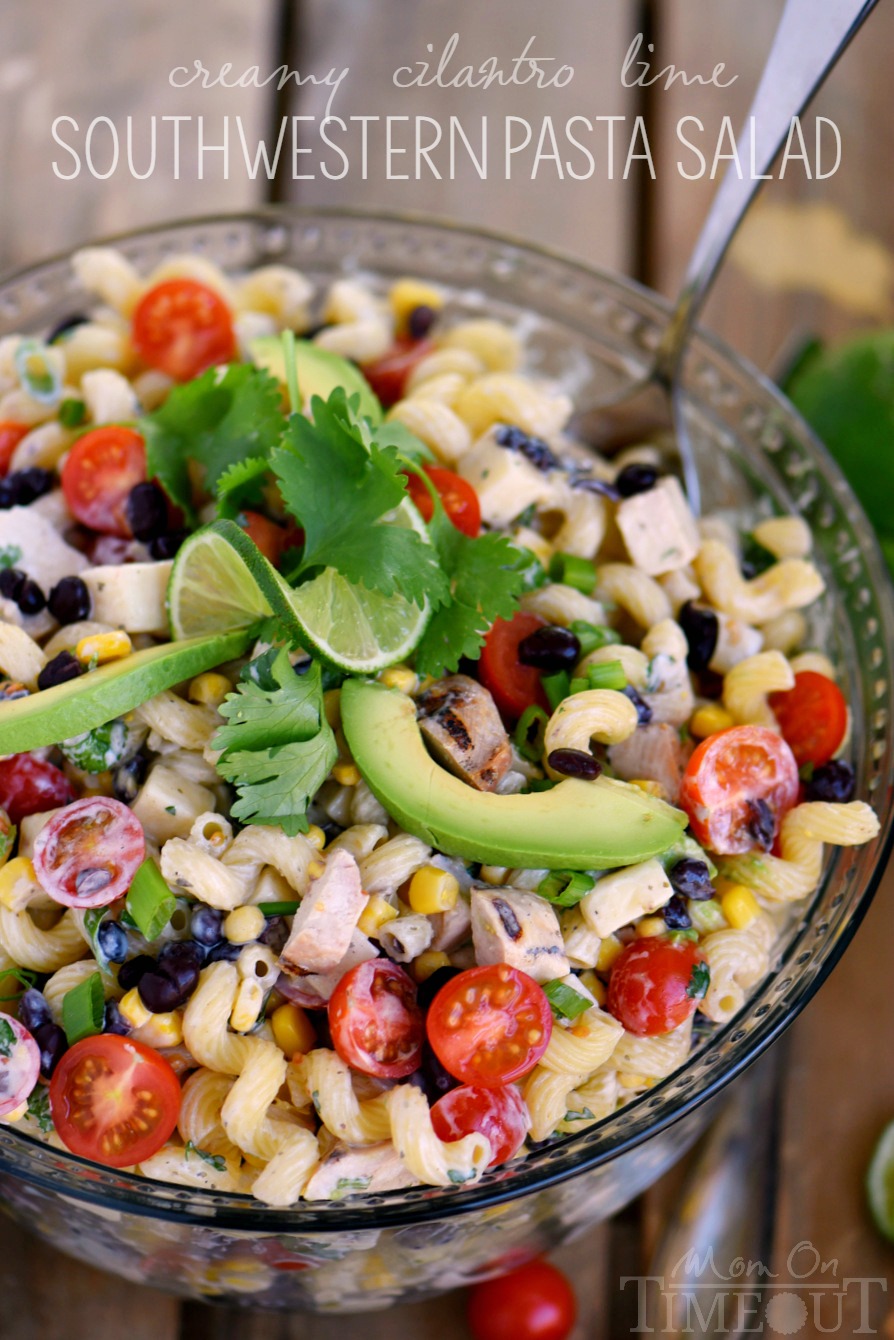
left=33, top=797, right=146, bottom=909
left=431, top=1084, right=529, bottom=1167
left=607, top=937, right=709, bottom=1036
left=0, top=421, right=30, bottom=476
left=679, top=725, right=799, bottom=855
left=0, top=754, right=73, bottom=826
left=0, top=1013, right=40, bottom=1118
left=427, top=965, right=552, bottom=1088
left=49, top=1034, right=181, bottom=1168
left=406, top=465, right=481, bottom=537
left=238, top=511, right=290, bottom=567
left=479, top=612, right=551, bottom=722
left=328, top=960, right=423, bottom=1079
left=61, top=426, right=146, bottom=537
left=132, top=278, right=236, bottom=382
left=467, top=1260, right=577, bottom=1340
left=769, top=670, right=848, bottom=768
left=361, top=338, right=434, bottom=407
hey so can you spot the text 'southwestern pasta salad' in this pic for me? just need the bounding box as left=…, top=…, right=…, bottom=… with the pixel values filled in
left=0, top=249, right=879, bottom=1205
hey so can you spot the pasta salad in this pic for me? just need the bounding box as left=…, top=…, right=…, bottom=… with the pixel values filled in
left=0, top=247, right=880, bottom=1206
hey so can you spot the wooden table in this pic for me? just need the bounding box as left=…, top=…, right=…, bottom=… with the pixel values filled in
left=2, top=3, right=893, bottom=1336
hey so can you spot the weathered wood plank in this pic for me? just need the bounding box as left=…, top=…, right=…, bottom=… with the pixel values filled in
left=284, top=0, right=641, bottom=274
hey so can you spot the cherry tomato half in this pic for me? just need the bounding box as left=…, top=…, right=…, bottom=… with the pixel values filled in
left=607, top=936, right=709, bottom=1037
left=479, top=612, right=551, bottom=722
left=467, top=1260, right=577, bottom=1340
left=405, top=465, right=481, bottom=538
left=0, top=1013, right=40, bottom=1118
left=679, top=724, right=799, bottom=856
left=0, top=421, right=30, bottom=476
left=49, top=1034, right=181, bottom=1167
left=132, top=278, right=236, bottom=382
left=33, top=797, right=146, bottom=909
left=361, top=338, right=434, bottom=407
left=61, top=425, right=146, bottom=537
left=328, top=960, right=423, bottom=1079
left=769, top=670, right=848, bottom=768
left=0, top=754, right=73, bottom=826
left=431, top=1084, right=529, bottom=1167
left=237, top=511, right=293, bottom=568
left=427, top=965, right=552, bottom=1088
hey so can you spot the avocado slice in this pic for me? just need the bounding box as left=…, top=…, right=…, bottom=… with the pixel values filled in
left=0, top=629, right=253, bottom=755
left=341, top=679, right=688, bottom=871
left=249, top=336, right=382, bottom=425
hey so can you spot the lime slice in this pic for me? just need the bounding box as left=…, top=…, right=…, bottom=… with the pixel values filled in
left=288, top=566, right=427, bottom=673
left=867, top=1120, right=894, bottom=1242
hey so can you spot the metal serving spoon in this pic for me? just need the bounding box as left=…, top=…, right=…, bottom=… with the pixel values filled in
left=577, top=0, right=880, bottom=516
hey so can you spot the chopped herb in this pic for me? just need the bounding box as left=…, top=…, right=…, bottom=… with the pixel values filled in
left=564, top=1106, right=596, bottom=1123
left=536, top=870, right=596, bottom=907
left=27, top=1086, right=53, bottom=1133
left=686, top=961, right=711, bottom=1001
left=0, top=1018, right=16, bottom=1057
left=184, top=1141, right=227, bottom=1173
left=0, top=545, right=23, bottom=570
left=447, top=1168, right=475, bottom=1184
left=332, top=1176, right=372, bottom=1199
left=542, top=980, right=591, bottom=1021
left=61, top=972, right=104, bottom=1045
left=164, top=805, right=177, bottom=815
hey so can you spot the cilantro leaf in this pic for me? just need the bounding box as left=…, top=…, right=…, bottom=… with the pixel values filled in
left=271, top=391, right=447, bottom=608
left=27, top=1086, right=54, bottom=1134
left=215, top=456, right=271, bottom=519
left=142, top=365, right=285, bottom=519
left=0, top=1018, right=15, bottom=1057
left=184, top=1141, right=227, bottom=1173
left=216, top=732, right=337, bottom=835
left=686, top=961, right=711, bottom=1001
left=214, top=648, right=320, bottom=755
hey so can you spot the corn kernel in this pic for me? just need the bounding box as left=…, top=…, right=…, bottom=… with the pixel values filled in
left=358, top=894, right=400, bottom=937
left=74, top=630, right=132, bottom=665
left=323, top=689, right=341, bottom=729
left=720, top=884, right=760, bottom=930
left=308, top=859, right=326, bottom=880
left=118, top=988, right=153, bottom=1029
left=223, top=904, right=266, bottom=944
left=389, top=278, right=445, bottom=328
left=0, top=1101, right=28, bottom=1124
left=135, top=1011, right=183, bottom=1049
left=630, top=778, right=670, bottom=802
left=380, top=665, right=419, bottom=695
left=578, top=970, right=607, bottom=1006
left=480, top=865, right=509, bottom=886
left=0, top=856, right=36, bottom=910
left=230, top=978, right=264, bottom=1033
left=188, top=672, right=232, bottom=708
left=618, top=1072, right=650, bottom=1090
left=412, top=950, right=452, bottom=982
left=305, top=824, right=326, bottom=851
left=332, top=762, right=361, bottom=787
left=690, top=705, right=735, bottom=739
left=596, top=934, right=624, bottom=972
left=271, top=1002, right=317, bottom=1057
left=636, top=916, right=667, bottom=939
left=408, top=865, right=459, bottom=915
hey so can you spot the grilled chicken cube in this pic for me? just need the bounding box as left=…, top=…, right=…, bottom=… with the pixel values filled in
left=290, top=929, right=379, bottom=1006
left=417, top=674, right=511, bottom=792
left=579, top=859, right=674, bottom=937
left=304, top=1141, right=421, bottom=1199
left=608, top=722, right=691, bottom=804
left=280, top=848, right=368, bottom=975
left=471, top=887, right=570, bottom=983
left=615, top=476, right=700, bottom=576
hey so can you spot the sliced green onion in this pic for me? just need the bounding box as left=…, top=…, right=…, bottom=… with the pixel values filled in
left=58, top=397, right=87, bottom=428
left=0, top=967, right=37, bottom=1003
left=586, top=660, right=626, bottom=692
left=257, top=900, right=301, bottom=917
left=514, top=705, right=549, bottom=762
left=542, top=979, right=591, bottom=1021
left=549, top=552, right=597, bottom=596
left=125, top=859, right=176, bottom=941
left=280, top=328, right=300, bottom=415
left=569, top=621, right=621, bottom=656
left=569, top=677, right=589, bottom=696
left=541, top=670, right=570, bottom=711
left=62, top=972, right=104, bottom=1045
left=667, top=928, right=699, bottom=944
left=536, top=869, right=596, bottom=907
left=14, top=339, right=62, bottom=405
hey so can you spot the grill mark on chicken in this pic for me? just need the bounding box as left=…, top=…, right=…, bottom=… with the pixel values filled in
left=493, top=897, right=523, bottom=940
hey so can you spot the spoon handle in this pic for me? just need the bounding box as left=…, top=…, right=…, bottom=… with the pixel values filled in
left=656, top=0, right=880, bottom=382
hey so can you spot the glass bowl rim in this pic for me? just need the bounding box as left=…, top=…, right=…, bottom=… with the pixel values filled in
left=0, top=204, right=892, bottom=1233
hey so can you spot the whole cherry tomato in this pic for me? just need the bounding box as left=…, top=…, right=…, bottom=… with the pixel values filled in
left=467, top=1260, right=577, bottom=1340
left=0, top=754, right=73, bottom=826
left=607, top=936, right=709, bottom=1036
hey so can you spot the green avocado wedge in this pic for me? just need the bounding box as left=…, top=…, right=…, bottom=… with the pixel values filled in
left=249, top=336, right=383, bottom=426
left=0, top=629, right=254, bottom=755
left=340, top=679, right=688, bottom=871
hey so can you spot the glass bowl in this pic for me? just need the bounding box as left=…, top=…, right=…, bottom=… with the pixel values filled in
left=0, top=209, right=892, bottom=1311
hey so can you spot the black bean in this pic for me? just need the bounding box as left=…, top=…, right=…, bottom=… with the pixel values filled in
left=495, top=424, right=558, bottom=473
left=35, top=1022, right=67, bottom=1078
left=668, top=857, right=714, bottom=901
left=806, top=759, right=855, bottom=803
left=205, top=941, right=241, bottom=964
left=547, top=748, right=602, bottom=781
left=259, top=916, right=288, bottom=953
left=37, top=651, right=82, bottom=692
left=695, top=669, right=725, bottom=701
left=18, top=988, right=52, bottom=1034
left=96, top=920, right=129, bottom=963
left=408, top=305, right=437, bottom=340
left=149, top=530, right=188, bottom=560
left=137, top=969, right=185, bottom=1014
left=414, top=1040, right=460, bottom=1104
left=415, top=965, right=461, bottom=1014
left=0, top=480, right=15, bottom=509
left=191, top=906, right=224, bottom=946
left=16, top=577, right=46, bottom=616
left=0, top=568, right=25, bottom=601
left=75, top=866, right=113, bottom=900
left=103, top=1000, right=131, bottom=1035
left=517, top=625, right=581, bottom=672
left=47, top=312, right=90, bottom=343
left=0, top=468, right=53, bottom=508
left=746, top=798, right=776, bottom=850
left=623, top=684, right=653, bottom=725
left=569, top=474, right=621, bottom=501
left=663, top=893, right=692, bottom=929
left=112, top=752, right=147, bottom=804
left=615, top=463, right=659, bottom=497
left=117, top=954, right=156, bottom=992
left=125, top=482, right=168, bottom=542
left=152, top=940, right=203, bottom=1004
left=679, top=601, right=720, bottom=673
left=48, top=575, right=92, bottom=624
